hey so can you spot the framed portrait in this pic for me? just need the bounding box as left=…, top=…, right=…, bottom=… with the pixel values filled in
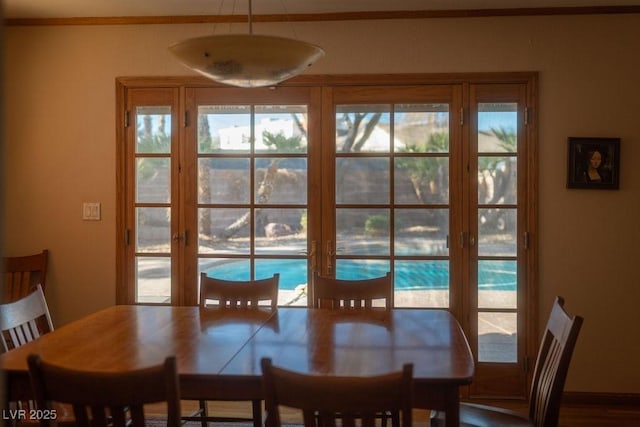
left=567, top=137, right=620, bottom=189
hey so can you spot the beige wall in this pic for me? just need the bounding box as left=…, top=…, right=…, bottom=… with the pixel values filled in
left=3, top=14, right=639, bottom=393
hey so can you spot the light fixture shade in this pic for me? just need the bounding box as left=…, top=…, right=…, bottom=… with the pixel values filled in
left=169, top=34, right=324, bottom=87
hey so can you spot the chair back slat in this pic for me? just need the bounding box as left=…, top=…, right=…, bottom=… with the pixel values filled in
left=529, top=296, right=583, bottom=427
left=10, top=321, right=39, bottom=347
left=200, top=272, right=279, bottom=310
left=3, top=250, right=49, bottom=303
left=5, top=271, right=32, bottom=302
left=88, top=406, right=110, bottom=427
left=313, top=272, right=393, bottom=310
left=73, top=405, right=91, bottom=426
left=27, top=355, right=181, bottom=427
left=129, top=406, right=146, bottom=426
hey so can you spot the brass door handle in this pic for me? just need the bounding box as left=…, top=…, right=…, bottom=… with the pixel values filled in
left=300, top=241, right=318, bottom=273
left=326, top=240, right=335, bottom=275
left=310, top=240, right=317, bottom=273
left=172, top=231, right=188, bottom=244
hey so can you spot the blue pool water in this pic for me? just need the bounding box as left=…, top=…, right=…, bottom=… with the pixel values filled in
left=205, top=259, right=516, bottom=291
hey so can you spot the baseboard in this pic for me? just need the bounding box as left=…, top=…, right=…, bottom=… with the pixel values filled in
left=563, top=391, right=640, bottom=406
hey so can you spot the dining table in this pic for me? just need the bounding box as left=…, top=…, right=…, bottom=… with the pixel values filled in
left=1, top=305, right=474, bottom=427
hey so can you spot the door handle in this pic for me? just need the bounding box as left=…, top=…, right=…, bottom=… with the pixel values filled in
left=299, top=241, right=318, bottom=273
left=309, top=240, right=317, bottom=273
left=326, top=240, right=335, bottom=275
left=172, top=231, right=188, bottom=245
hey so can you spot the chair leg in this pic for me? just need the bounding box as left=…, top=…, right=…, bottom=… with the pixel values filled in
left=429, top=410, right=440, bottom=427
left=382, top=411, right=390, bottom=427
left=252, top=399, right=262, bottom=427
left=199, top=399, right=208, bottom=427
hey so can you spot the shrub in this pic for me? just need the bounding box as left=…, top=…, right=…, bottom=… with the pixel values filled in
left=365, top=215, right=389, bottom=236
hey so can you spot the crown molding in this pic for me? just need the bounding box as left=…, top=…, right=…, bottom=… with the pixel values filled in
left=5, top=6, right=640, bottom=26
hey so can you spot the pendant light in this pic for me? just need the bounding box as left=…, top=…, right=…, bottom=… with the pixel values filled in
left=168, top=0, right=324, bottom=88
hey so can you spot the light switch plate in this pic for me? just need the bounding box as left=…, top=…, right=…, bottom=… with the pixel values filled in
left=83, top=202, right=101, bottom=221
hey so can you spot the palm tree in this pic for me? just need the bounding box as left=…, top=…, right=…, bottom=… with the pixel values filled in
left=396, top=132, right=449, bottom=204
left=221, top=129, right=304, bottom=239
left=478, top=126, right=516, bottom=205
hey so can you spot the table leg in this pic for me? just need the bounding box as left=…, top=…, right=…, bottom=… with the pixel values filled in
left=443, top=387, right=460, bottom=427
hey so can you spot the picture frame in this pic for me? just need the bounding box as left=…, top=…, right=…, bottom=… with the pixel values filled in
left=567, top=137, right=620, bottom=189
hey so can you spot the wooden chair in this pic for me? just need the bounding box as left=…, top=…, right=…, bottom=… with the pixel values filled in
left=3, top=249, right=49, bottom=303
left=200, top=272, right=279, bottom=310
left=431, top=296, right=584, bottom=427
left=261, top=357, right=413, bottom=427
left=1, top=287, right=74, bottom=426
left=312, top=271, right=393, bottom=310
left=185, top=272, right=279, bottom=427
left=0, top=285, right=53, bottom=352
left=27, top=354, right=181, bottom=427
left=312, top=272, right=395, bottom=425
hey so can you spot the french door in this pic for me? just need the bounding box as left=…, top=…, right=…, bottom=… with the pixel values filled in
left=183, top=86, right=322, bottom=306
left=467, top=83, right=536, bottom=397
left=117, top=74, right=537, bottom=398
left=318, top=85, right=464, bottom=311
left=118, top=88, right=182, bottom=304
left=319, top=82, right=535, bottom=397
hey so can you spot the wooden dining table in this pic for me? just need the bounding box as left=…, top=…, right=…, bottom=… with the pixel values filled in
left=1, top=305, right=474, bottom=427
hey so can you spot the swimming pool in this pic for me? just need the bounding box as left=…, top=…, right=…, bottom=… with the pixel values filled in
left=204, top=259, right=516, bottom=291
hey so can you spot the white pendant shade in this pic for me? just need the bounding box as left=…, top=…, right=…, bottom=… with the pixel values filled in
left=169, top=34, right=324, bottom=87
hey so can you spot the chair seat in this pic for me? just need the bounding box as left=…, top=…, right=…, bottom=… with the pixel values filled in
left=432, top=403, right=534, bottom=427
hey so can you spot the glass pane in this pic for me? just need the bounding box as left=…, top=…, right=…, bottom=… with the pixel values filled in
left=136, top=257, right=170, bottom=303
left=136, top=207, right=170, bottom=252
left=394, top=104, right=449, bottom=153
left=200, top=258, right=251, bottom=281
left=255, top=105, right=308, bottom=153
left=478, top=260, right=517, bottom=309
left=395, top=260, right=449, bottom=308
left=136, top=107, right=171, bottom=154
left=478, top=156, right=517, bottom=204
left=255, top=208, right=307, bottom=255
left=198, top=258, right=309, bottom=307
left=478, top=312, right=517, bottom=363
left=198, top=208, right=250, bottom=254
left=198, top=105, right=251, bottom=153
left=255, top=259, right=308, bottom=306
left=394, top=157, right=449, bottom=204
left=136, top=158, right=170, bottom=203
left=478, top=208, right=517, bottom=257
left=478, top=103, right=517, bottom=153
left=198, top=158, right=250, bottom=204
left=395, top=209, right=449, bottom=256
left=335, top=259, right=390, bottom=280
left=336, top=158, right=389, bottom=205
left=337, top=208, right=390, bottom=256
left=255, top=158, right=307, bottom=204
left=336, top=105, right=391, bottom=152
